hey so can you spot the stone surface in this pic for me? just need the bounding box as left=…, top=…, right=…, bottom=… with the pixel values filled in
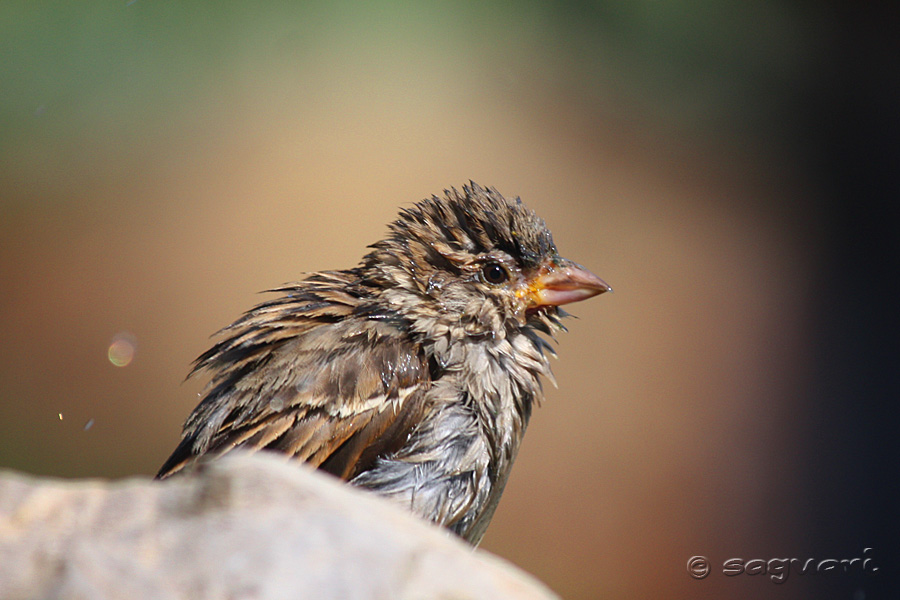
left=0, top=454, right=557, bottom=600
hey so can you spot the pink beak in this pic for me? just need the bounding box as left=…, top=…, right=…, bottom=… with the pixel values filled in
left=529, top=259, right=611, bottom=307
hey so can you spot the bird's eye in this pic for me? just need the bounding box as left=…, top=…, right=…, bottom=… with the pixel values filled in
left=481, top=262, right=510, bottom=285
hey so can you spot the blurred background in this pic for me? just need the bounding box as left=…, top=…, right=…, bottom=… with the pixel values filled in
left=1, top=2, right=896, bottom=598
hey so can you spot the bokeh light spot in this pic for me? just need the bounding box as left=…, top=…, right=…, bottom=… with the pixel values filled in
left=108, top=332, right=137, bottom=367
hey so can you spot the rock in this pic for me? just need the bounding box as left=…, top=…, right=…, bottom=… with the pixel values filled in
left=0, top=454, right=557, bottom=600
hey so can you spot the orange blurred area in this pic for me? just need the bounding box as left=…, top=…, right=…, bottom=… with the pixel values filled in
left=1, top=3, right=894, bottom=599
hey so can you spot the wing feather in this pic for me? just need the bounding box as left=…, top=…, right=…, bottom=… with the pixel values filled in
left=157, top=274, right=430, bottom=480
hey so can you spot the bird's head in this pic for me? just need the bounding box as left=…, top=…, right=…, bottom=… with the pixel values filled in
left=361, top=183, right=610, bottom=341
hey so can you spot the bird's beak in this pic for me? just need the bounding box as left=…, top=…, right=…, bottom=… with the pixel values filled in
left=524, top=258, right=611, bottom=307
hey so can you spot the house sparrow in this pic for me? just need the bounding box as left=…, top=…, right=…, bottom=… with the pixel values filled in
left=157, top=183, right=610, bottom=545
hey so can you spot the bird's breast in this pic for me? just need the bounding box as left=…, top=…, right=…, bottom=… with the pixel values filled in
left=350, top=329, right=548, bottom=544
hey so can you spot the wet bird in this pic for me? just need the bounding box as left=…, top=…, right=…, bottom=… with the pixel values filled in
left=157, top=183, right=610, bottom=545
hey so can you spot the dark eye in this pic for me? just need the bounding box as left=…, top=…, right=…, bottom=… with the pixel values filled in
left=481, top=262, right=509, bottom=284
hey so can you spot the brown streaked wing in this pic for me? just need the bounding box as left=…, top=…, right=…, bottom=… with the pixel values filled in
left=157, top=276, right=430, bottom=480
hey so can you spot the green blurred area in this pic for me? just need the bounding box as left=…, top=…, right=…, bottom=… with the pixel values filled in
left=1, top=1, right=822, bottom=166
